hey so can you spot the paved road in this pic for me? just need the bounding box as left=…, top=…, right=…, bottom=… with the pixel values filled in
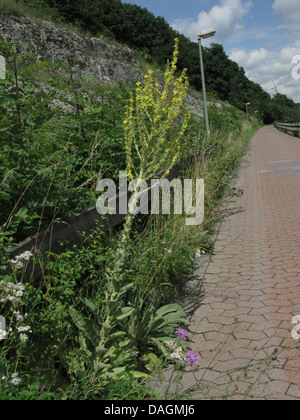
left=180, top=126, right=300, bottom=400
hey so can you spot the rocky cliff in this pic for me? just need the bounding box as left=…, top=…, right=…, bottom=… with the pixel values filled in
left=0, top=13, right=205, bottom=116
left=0, top=14, right=144, bottom=85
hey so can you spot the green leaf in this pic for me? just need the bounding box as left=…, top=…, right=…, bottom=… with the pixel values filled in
left=147, top=317, right=165, bottom=334
left=82, top=298, right=97, bottom=313
left=0, top=122, right=12, bottom=132
left=132, top=371, right=149, bottom=379
left=118, top=339, right=131, bottom=348
left=155, top=303, right=185, bottom=318
left=119, top=282, right=135, bottom=294
left=107, top=300, right=119, bottom=313
left=95, top=346, right=106, bottom=353
left=144, top=353, right=162, bottom=373
left=69, top=307, right=99, bottom=346
left=116, top=307, right=135, bottom=320
left=112, top=367, right=126, bottom=375
left=108, top=331, right=127, bottom=340
left=94, top=362, right=109, bottom=372
left=104, top=346, right=117, bottom=358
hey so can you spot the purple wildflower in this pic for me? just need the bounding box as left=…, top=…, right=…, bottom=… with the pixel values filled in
left=175, top=328, right=188, bottom=341
left=185, top=350, right=200, bottom=367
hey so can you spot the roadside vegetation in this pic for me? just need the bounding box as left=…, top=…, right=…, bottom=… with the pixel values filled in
left=0, top=0, right=272, bottom=398
left=0, top=36, right=261, bottom=399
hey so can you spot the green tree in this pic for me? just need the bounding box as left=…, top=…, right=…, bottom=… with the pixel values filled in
left=21, top=0, right=300, bottom=123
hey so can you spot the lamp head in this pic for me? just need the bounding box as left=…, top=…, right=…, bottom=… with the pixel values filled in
left=197, top=28, right=216, bottom=39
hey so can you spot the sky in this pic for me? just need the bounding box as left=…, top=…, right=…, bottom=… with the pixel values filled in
left=122, top=0, right=300, bottom=103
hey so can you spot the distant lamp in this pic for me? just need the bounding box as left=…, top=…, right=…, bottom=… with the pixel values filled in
left=246, top=102, right=251, bottom=123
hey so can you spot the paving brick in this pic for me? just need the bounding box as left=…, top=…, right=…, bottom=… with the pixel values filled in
left=265, top=380, right=291, bottom=396
left=233, top=330, right=268, bottom=341
left=287, top=384, right=300, bottom=399
left=213, top=358, right=252, bottom=373
left=177, top=127, right=300, bottom=400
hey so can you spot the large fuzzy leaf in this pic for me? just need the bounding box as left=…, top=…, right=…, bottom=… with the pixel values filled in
left=69, top=307, right=99, bottom=347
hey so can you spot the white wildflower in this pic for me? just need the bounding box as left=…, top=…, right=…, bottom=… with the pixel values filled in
left=19, top=333, right=28, bottom=342
left=170, top=352, right=184, bottom=361
left=11, top=374, right=21, bottom=385
left=0, top=329, right=8, bottom=341
left=17, top=325, right=31, bottom=332
left=10, top=251, right=33, bottom=268
left=164, top=340, right=176, bottom=349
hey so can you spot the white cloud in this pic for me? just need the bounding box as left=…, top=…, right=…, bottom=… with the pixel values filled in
left=272, top=0, right=300, bottom=24
left=229, top=41, right=300, bottom=103
left=228, top=1, right=300, bottom=102
left=171, top=0, right=253, bottom=43
left=170, top=0, right=300, bottom=103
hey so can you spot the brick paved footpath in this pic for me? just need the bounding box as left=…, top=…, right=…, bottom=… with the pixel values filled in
left=176, top=126, right=300, bottom=400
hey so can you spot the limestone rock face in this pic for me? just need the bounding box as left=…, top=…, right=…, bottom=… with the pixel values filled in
left=0, top=14, right=143, bottom=85
left=0, top=14, right=204, bottom=115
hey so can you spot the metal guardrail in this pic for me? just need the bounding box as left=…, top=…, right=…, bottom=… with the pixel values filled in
left=275, top=122, right=300, bottom=137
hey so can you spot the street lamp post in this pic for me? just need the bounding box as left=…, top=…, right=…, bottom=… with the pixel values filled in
left=246, top=102, right=251, bottom=123
left=197, top=28, right=216, bottom=138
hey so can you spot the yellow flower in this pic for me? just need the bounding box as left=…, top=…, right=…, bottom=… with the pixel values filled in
left=123, top=37, right=190, bottom=181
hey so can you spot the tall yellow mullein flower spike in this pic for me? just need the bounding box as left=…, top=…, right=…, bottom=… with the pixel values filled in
left=124, top=37, right=190, bottom=181
left=171, top=38, right=179, bottom=69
